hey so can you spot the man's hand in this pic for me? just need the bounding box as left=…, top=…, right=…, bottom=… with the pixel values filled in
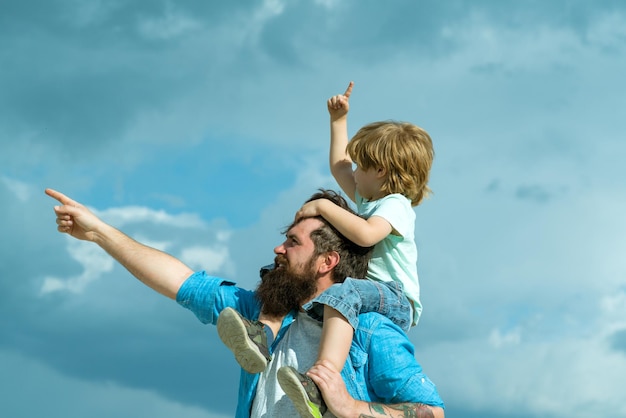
left=327, top=81, right=354, bottom=121
left=309, top=360, right=444, bottom=418
left=45, top=188, right=102, bottom=241
left=307, top=361, right=358, bottom=418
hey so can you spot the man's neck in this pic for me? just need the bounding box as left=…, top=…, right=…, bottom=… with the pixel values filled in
left=312, top=273, right=336, bottom=300
left=259, top=314, right=283, bottom=340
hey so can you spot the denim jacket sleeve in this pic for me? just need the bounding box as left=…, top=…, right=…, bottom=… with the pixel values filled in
left=175, top=270, right=262, bottom=325
left=175, top=271, right=267, bottom=418
left=357, top=313, right=445, bottom=408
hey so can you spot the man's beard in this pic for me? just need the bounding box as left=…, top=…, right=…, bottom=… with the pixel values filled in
left=256, top=256, right=318, bottom=317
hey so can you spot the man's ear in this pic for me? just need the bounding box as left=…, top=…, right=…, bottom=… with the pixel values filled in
left=319, top=251, right=340, bottom=274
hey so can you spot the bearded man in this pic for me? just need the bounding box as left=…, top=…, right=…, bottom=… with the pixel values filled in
left=46, top=188, right=445, bottom=418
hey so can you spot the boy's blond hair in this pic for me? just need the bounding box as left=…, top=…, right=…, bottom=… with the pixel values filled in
left=347, top=121, right=434, bottom=206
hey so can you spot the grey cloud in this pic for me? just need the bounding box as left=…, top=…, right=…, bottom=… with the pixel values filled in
left=515, top=184, right=553, bottom=203
left=442, top=406, right=558, bottom=418
left=0, top=185, right=67, bottom=312
left=0, top=1, right=250, bottom=157
left=254, top=1, right=461, bottom=65
left=485, top=179, right=500, bottom=193
left=254, top=0, right=626, bottom=64
left=1, top=253, right=241, bottom=415
left=11, top=310, right=240, bottom=414
left=0, top=0, right=255, bottom=38
left=610, top=328, right=626, bottom=355
left=471, top=62, right=510, bottom=76
left=0, top=35, right=197, bottom=152
left=2, top=0, right=623, bottom=167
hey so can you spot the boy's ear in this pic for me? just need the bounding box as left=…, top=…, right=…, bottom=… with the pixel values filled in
left=319, top=251, right=340, bottom=274
left=376, top=167, right=387, bottom=178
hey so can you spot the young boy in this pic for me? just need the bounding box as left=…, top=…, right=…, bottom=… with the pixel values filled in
left=217, top=82, right=434, bottom=418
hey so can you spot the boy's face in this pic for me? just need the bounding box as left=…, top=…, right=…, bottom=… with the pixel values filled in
left=354, top=165, right=386, bottom=201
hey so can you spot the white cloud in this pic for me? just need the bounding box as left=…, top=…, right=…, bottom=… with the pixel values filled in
left=95, top=206, right=207, bottom=229
left=137, top=2, right=201, bottom=40
left=56, top=0, right=117, bottom=27
left=216, top=230, right=231, bottom=242
left=440, top=13, right=581, bottom=74
left=225, top=0, right=286, bottom=48
left=252, top=0, right=286, bottom=27
left=601, top=290, right=626, bottom=319
left=40, top=238, right=115, bottom=295
left=1, top=176, right=34, bottom=202
left=313, top=0, right=339, bottom=10
left=426, top=330, right=626, bottom=418
left=180, top=245, right=231, bottom=275
left=488, top=327, right=521, bottom=348
left=586, top=11, right=626, bottom=48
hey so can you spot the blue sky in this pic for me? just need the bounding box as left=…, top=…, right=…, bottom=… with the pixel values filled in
left=2, top=1, right=626, bottom=417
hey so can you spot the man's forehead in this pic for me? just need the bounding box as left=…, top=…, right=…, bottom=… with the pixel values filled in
left=287, top=217, right=323, bottom=238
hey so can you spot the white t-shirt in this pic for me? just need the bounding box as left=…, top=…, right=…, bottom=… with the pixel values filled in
left=251, top=314, right=336, bottom=417
left=356, top=192, right=422, bottom=324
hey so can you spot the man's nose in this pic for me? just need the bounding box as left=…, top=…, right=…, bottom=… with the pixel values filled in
left=274, top=243, right=286, bottom=254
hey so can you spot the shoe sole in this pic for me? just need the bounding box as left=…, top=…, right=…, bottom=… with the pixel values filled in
left=217, top=308, right=268, bottom=374
left=277, top=367, right=322, bottom=418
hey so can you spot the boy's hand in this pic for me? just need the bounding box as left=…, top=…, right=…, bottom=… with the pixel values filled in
left=295, top=200, right=324, bottom=221
left=327, top=81, right=354, bottom=121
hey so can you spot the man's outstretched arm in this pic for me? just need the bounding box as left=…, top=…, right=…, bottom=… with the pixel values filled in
left=46, top=188, right=193, bottom=299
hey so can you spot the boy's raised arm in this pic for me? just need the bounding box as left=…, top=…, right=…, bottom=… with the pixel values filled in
left=295, top=198, right=392, bottom=248
left=45, top=188, right=193, bottom=300
left=328, top=81, right=357, bottom=202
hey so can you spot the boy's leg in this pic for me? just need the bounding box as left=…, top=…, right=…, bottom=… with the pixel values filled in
left=278, top=366, right=327, bottom=418
left=283, top=279, right=409, bottom=415
left=316, top=279, right=413, bottom=333
left=316, top=305, right=353, bottom=373
left=279, top=306, right=352, bottom=417
left=217, top=307, right=272, bottom=374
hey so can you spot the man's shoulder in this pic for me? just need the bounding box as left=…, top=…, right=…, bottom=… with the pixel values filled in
left=352, top=312, right=415, bottom=363
left=355, top=312, right=405, bottom=335
left=177, top=271, right=237, bottom=300
left=176, top=270, right=260, bottom=324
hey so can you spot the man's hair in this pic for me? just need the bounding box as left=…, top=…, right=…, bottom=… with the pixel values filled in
left=347, top=120, right=434, bottom=206
left=285, top=189, right=373, bottom=283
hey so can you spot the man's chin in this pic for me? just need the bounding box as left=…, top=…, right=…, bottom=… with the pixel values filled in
left=256, top=267, right=317, bottom=317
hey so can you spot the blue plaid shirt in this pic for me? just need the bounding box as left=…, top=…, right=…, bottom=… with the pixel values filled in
left=176, top=271, right=444, bottom=417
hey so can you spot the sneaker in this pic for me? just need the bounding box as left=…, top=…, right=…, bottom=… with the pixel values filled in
left=277, top=366, right=327, bottom=418
left=217, top=307, right=271, bottom=374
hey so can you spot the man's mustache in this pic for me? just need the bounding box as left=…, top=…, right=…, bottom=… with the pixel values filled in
left=274, top=255, right=288, bottom=267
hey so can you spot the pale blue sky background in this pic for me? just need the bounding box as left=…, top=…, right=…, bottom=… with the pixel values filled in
left=2, top=1, right=626, bottom=417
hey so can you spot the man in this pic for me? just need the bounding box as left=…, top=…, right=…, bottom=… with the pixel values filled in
left=46, top=188, right=445, bottom=418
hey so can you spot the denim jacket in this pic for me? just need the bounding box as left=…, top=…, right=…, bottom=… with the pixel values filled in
left=176, top=271, right=444, bottom=417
